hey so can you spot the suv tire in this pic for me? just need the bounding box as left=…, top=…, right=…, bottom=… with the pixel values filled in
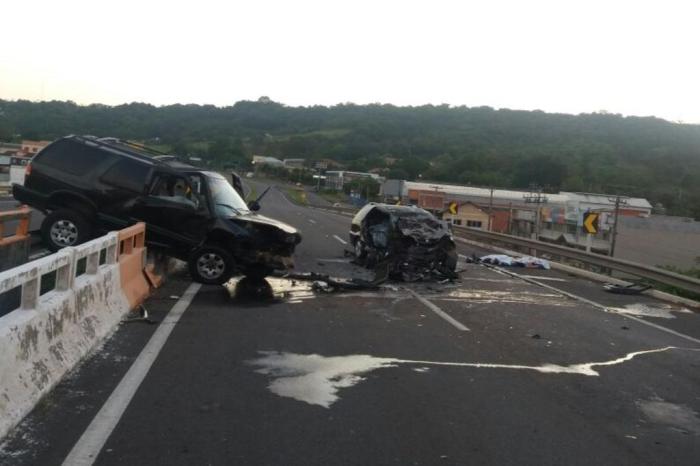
left=41, top=209, right=93, bottom=251
left=188, top=245, right=234, bottom=285
left=353, top=238, right=367, bottom=260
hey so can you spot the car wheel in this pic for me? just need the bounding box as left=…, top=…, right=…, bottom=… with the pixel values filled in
left=445, top=250, right=458, bottom=270
left=354, top=239, right=367, bottom=259
left=188, top=245, right=234, bottom=285
left=41, top=209, right=93, bottom=252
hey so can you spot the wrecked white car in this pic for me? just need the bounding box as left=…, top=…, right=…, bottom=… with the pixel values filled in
left=349, top=203, right=458, bottom=281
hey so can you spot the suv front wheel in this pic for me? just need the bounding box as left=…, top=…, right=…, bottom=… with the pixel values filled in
left=41, top=209, right=93, bottom=252
left=188, top=245, right=234, bottom=285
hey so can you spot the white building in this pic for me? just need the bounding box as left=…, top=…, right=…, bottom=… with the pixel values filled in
left=326, top=171, right=384, bottom=190
left=252, top=155, right=284, bottom=168
left=382, top=179, right=652, bottom=253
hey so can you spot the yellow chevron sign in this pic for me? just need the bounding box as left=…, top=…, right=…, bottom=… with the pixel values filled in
left=583, top=212, right=599, bottom=234
left=448, top=201, right=458, bottom=215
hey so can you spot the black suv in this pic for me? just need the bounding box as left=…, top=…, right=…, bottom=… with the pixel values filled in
left=13, top=135, right=301, bottom=284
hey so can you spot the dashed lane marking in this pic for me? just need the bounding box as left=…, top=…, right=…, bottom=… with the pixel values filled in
left=408, top=289, right=470, bottom=332
left=62, top=282, right=202, bottom=466
left=486, top=265, right=700, bottom=347
left=308, top=219, right=317, bottom=224
left=333, top=235, right=347, bottom=245
left=518, top=275, right=567, bottom=282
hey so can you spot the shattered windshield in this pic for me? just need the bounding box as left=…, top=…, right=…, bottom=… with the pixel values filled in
left=395, top=213, right=448, bottom=241
left=207, top=175, right=249, bottom=216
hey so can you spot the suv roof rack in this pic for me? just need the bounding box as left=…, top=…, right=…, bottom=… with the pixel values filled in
left=65, top=135, right=175, bottom=166
left=66, top=135, right=203, bottom=171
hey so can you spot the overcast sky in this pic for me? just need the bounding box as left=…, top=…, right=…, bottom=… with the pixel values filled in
left=1, top=0, right=698, bottom=122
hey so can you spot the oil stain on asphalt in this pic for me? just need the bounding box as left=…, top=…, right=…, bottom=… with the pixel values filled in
left=248, top=347, right=700, bottom=408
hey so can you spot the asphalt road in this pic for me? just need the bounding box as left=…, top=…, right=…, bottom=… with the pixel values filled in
left=3, top=180, right=700, bottom=465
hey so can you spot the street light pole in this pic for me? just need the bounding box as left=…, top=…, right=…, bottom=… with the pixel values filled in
left=523, top=184, right=548, bottom=242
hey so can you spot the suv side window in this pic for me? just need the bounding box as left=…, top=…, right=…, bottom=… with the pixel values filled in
left=100, top=158, right=151, bottom=193
left=35, top=139, right=108, bottom=175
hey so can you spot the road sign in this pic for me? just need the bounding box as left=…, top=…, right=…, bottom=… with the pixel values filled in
left=583, top=212, right=599, bottom=234
left=448, top=201, right=459, bottom=215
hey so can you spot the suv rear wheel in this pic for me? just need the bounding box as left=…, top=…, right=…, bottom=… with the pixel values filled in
left=188, top=245, right=234, bottom=285
left=41, top=209, right=93, bottom=251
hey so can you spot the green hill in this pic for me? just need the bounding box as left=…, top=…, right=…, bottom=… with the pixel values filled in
left=1, top=98, right=699, bottom=218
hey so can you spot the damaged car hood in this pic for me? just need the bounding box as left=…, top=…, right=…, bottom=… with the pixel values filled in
left=229, top=213, right=299, bottom=235
left=396, top=215, right=450, bottom=243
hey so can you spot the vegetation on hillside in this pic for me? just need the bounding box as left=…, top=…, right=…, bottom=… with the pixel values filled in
left=1, top=97, right=699, bottom=218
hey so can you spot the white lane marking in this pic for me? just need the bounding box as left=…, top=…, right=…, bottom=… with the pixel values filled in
left=277, top=187, right=297, bottom=207
left=62, top=282, right=202, bottom=466
left=485, top=265, right=700, bottom=346
left=408, top=289, right=470, bottom=331
left=308, top=219, right=317, bottom=224
left=332, top=235, right=347, bottom=245
left=518, top=275, right=567, bottom=282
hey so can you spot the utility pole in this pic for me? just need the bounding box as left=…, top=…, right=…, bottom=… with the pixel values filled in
left=523, top=184, right=548, bottom=242
left=488, top=186, right=494, bottom=231
left=508, top=201, right=513, bottom=234
left=608, top=194, right=628, bottom=257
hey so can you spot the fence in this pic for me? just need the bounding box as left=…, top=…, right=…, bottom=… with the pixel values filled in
left=0, top=205, right=31, bottom=272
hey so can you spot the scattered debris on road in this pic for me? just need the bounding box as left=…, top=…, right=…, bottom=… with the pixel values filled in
left=122, top=305, right=157, bottom=324
left=276, top=271, right=381, bottom=292
left=478, top=254, right=551, bottom=270
left=603, top=282, right=652, bottom=295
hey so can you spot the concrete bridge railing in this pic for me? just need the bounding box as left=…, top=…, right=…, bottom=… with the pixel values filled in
left=0, top=222, right=158, bottom=440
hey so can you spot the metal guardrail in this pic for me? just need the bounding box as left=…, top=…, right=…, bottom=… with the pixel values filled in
left=452, top=226, right=700, bottom=296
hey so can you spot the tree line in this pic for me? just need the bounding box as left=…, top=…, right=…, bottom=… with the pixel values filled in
left=1, top=97, right=699, bottom=218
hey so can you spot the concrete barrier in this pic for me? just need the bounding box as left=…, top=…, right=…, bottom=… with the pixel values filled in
left=0, top=205, right=31, bottom=273
left=118, top=223, right=151, bottom=308
left=0, top=222, right=156, bottom=440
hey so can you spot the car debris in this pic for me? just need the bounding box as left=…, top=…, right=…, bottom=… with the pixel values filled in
left=276, top=271, right=381, bottom=292
left=348, top=203, right=458, bottom=282
left=478, top=254, right=551, bottom=270
left=603, top=282, right=652, bottom=295
left=13, top=135, right=302, bottom=284
left=122, top=305, right=157, bottom=324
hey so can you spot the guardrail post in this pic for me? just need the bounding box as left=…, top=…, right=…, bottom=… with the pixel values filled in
left=55, top=248, right=75, bottom=291
left=86, top=249, right=100, bottom=275
left=21, top=277, right=39, bottom=311
left=106, top=232, right=118, bottom=265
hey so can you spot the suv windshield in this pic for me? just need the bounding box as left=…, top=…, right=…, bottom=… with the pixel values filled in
left=207, top=174, right=249, bottom=216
